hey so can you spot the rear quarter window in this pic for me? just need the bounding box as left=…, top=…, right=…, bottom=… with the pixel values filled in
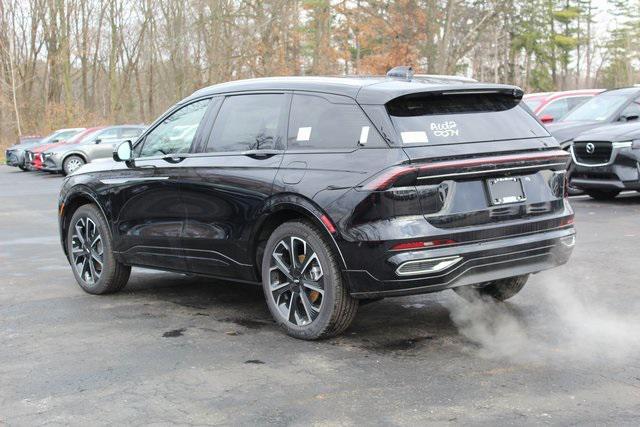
left=387, top=92, right=549, bottom=145
left=288, top=94, right=384, bottom=150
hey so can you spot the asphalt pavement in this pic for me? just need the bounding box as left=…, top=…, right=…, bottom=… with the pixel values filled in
left=1, top=165, right=639, bottom=425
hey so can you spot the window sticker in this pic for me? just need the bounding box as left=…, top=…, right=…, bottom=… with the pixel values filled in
left=296, top=127, right=312, bottom=142
left=359, top=126, right=370, bottom=144
left=430, top=120, right=459, bottom=137
left=401, top=131, right=429, bottom=144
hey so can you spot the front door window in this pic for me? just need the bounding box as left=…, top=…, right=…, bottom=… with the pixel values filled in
left=139, top=99, right=211, bottom=157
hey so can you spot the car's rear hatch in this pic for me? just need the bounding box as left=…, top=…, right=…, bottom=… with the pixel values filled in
left=358, top=87, right=570, bottom=241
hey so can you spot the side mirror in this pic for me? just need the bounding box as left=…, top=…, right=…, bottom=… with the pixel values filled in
left=94, top=138, right=102, bottom=144
left=540, top=114, right=554, bottom=124
left=113, top=140, right=134, bottom=166
left=621, top=114, right=639, bottom=122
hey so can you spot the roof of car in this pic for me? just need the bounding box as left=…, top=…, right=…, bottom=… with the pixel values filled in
left=187, top=76, right=520, bottom=105
left=601, top=87, right=640, bottom=96
left=524, top=89, right=604, bottom=100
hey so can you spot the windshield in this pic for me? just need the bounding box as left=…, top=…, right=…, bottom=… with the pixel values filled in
left=77, top=129, right=105, bottom=144
left=523, top=99, right=542, bottom=111
left=561, top=94, right=627, bottom=122
left=65, top=129, right=97, bottom=144
left=388, top=92, right=549, bottom=145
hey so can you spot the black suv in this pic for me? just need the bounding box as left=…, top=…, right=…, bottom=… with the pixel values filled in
left=58, top=70, right=575, bottom=339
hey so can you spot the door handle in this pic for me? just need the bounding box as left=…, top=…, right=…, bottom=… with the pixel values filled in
left=162, top=155, right=187, bottom=164
left=241, top=149, right=281, bottom=159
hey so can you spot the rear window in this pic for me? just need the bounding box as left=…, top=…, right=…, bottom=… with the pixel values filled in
left=387, top=92, right=548, bottom=145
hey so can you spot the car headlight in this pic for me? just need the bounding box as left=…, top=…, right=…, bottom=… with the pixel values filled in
left=560, top=139, right=573, bottom=150
left=612, top=141, right=633, bottom=149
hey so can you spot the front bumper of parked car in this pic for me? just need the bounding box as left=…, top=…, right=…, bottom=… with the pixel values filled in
left=5, top=149, right=25, bottom=167
left=40, top=153, right=64, bottom=172
left=570, top=143, right=640, bottom=191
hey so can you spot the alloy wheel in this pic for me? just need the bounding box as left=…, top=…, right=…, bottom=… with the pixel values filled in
left=268, top=236, right=325, bottom=326
left=71, top=217, right=103, bottom=285
left=66, top=158, right=83, bottom=173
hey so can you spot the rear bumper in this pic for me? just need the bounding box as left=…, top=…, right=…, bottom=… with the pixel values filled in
left=344, top=226, right=575, bottom=298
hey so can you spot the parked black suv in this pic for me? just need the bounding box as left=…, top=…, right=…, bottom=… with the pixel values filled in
left=570, top=122, right=640, bottom=199
left=58, top=70, right=575, bottom=339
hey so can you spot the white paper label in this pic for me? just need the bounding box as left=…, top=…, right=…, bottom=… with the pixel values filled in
left=296, top=127, right=312, bottom=142
left=359, top=126, right=370, bottom=144
left=401, top=131, right=429, bottom=144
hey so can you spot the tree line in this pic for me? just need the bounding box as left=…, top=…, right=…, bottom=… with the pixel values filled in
left=1, top=0, right=639, bottom=147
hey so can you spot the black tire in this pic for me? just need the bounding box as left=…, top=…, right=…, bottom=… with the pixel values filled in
left=63, top=155, right=85, bottom=175
left=18, top=163, right=28, bottom=171
left=261, top=220, right=358, bottom=340
left=454, top=274, right=528, bottom=302
left=67, top=204, right=131, bottom=294
left=586, top=189, right=620, bottom=200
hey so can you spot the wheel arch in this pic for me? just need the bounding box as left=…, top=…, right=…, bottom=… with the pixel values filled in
left=251, top=196, right=347, bottom=282
left=62, top=151, right=88, bottom=169
left=60, top=187, right=109, bottom=257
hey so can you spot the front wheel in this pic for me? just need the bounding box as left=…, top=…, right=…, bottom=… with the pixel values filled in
left=67, top=204, right=131, bottom=294
left=454, top=275, right=529, bottom=302
left=261, top=220, right=358, bottom=340
left=18, top=163, right=29, bottom=171
left=586, top=189, right=619, bottom=200
left=63, top=155, right=85, bottom=175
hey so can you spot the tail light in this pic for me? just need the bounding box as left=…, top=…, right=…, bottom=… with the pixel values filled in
left=361, top=150, right=569, bottom=191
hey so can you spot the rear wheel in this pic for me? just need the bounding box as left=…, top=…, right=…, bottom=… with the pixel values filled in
left=67, top=205, right=131, bottom=294
left=586, top=189, right=619, bottom=200
left=63, top=155, right=85, bottom=175
left=18, top=163, right=28, bottom=171
left=454, top=275, right=528, bottom=302
left=261, top=220, right=358, bottom=340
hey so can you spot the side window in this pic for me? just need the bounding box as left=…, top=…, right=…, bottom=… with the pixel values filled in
left=566, top=96, right=589, bottom=110
left=288, top=94, right=380, bottom=150
left=97, top=128, right=119, bottom=140
left=539, top=98, right=569, bottom=120
left=620, top=98, right=640, bottom=119
left=205, top=94, right=285, bottom=152
left=139, top=99, right=210, bottom=157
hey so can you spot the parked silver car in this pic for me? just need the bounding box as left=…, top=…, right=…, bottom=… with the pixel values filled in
left=6, top=129, right=83, bottom=171
left=41, top=125, right=146, bottom=175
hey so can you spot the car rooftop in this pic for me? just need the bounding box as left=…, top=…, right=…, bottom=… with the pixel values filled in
left=602, top=87, right=640, bottom=96
left=188, top=75, right=520, bottom=105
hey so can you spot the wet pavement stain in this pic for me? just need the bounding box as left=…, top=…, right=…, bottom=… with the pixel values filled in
left=162, top=328, right=186, bottom=338
left=244, top=359, right=265, bottom=364
left=366, top=335, right=434, bottom=352
left=219, top=317, right=271, bottom=329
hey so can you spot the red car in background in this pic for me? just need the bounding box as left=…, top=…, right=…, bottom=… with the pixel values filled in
left=523, top=89, right=605, bottom=124
left=31, top=127, right=104, bottom=170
